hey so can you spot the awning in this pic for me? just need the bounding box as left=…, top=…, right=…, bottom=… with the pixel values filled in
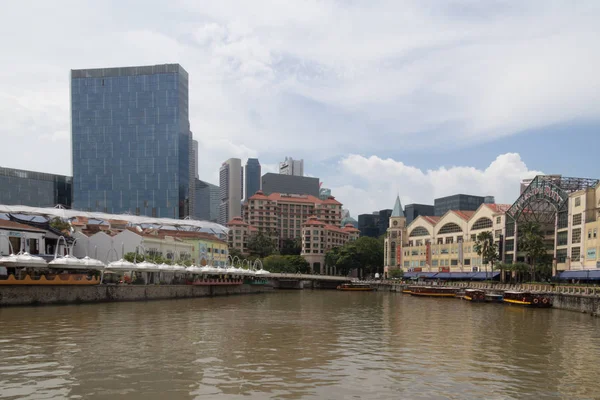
left=434, top=272, right=472, bottom=279
left=403, top=272, right=437, bottom=278
left=557, top=270, right=600, bottom=280
left=469, top=272, right=500, bottom=280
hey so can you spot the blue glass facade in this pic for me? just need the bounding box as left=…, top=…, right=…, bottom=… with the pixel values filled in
left=245, top=158, right=261, bottom=200
left=0, top=167, right=72, bottom=207
left=71, top=64, right=191, bottom=218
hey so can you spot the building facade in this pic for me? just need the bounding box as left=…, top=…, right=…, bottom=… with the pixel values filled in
left=279, top=157, right=304, bottom=176
left=404, top=203, right=435, bottom=225
left=219, top=158, right=242, bottom=225
left=71, top=64, right=193, bottom=218
left=261, top=173, right=320, bottom=197
left=227, top=217, right=257, bottom=255
left=0, top=167, right=72, bottom=208
left=194, top=179, right=219, bottom=222
left=0, top=219, right=46, bottom=256
left=301, top=216, right=360, bottom=273
left=434, top=194, right=493, bottom=217
left=245, top=158, right=261, bottom=200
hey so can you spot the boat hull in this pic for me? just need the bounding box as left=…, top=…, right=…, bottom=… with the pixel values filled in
left=337, top=287, right=375, bottom=291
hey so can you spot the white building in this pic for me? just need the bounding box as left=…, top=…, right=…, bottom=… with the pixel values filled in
left=279, top=157, right=304, bottom=177
left=219, top=158, right=243, bottom=225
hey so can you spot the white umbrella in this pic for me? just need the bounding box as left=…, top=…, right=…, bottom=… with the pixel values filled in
left=199, top=265, right=212, bottom=274
left=158, top=263, right=174, bottom=272
left=14, top=252, right=48, bottom=268
left=106, top=259, right=136, bottom=272
left=0, top=253, right=18, bottom=266
left=135, top=261, right=159, bottom=272
left=172, top=265, right=187, bottom=273
left=48, top=255, right=84, bottom=270
left=81, top=256, right=106, bottom=271
left=226, top=266, right=239, bottom=275
left=255, top=269, right=270, bottom=276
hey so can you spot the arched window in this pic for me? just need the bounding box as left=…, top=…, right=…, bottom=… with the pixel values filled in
left=438, top=223, right=462, bottom=235
left=471, top=217, right=493, bottom=230
left=409, top=226, right=430, bottom=237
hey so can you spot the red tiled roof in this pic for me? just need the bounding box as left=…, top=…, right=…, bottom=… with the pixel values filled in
left=322, top=196, right=342, bottom=205
left=227, top=217, right=249, bottom=226
left=422, top=216, right=441, bottom=225
left=248, top=190, right=270, bottom=200
left=453, top=211, right=476, bottom=221
left=0, top=220, right=45, bottom=233
left=484, top=204, right=511, bottom=213
left=325, top=224, right=348, bottom=234
left=342, top=224, right=360, bottom=233
left=303, top=216, right=326, bottom=226
left=267, top=193, right=323, bottom=204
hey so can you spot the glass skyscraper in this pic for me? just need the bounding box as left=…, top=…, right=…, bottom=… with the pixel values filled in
left=244, top=158, right=261, bottom=200
left=0, top=167, right=72, bottom=207
left=71, top=64, right=192, bottom=218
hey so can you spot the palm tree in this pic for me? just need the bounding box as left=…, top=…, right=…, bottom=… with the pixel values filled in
left=474, top=231, right=498, bottom=281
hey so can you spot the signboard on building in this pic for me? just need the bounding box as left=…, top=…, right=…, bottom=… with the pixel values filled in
left=414, top=268, right=422, bottom=272
left=425, top=242, right=431, bottom=265
left=396, top=245, right=402, bottom=266
left=587, top=248, right=597, bottom=260
left=439, top=267, right=450, bottom=272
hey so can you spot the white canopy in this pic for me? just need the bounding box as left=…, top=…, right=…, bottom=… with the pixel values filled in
left=48, top=255, right=84, bottom=270
left=81, top=256, right=106, bottom=270
left=134, top=261, right=159, bottom=272
left=106, top=259, right=136, bottom=271
left=13, top=253, right=48, bottom=268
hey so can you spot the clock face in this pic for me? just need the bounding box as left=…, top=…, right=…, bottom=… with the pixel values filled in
left=393, top=220, right=398, bottom=226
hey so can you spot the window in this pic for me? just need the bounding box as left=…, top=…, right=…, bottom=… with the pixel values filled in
left=573, top=213, right=582, bottom=226
left=445, top=237, right=453, bottom=244
left=557, top=231, right=568, bottom=246
left=419, top=261, right=426, bottom=267
left=404, top=261, right=409, bottom=267
left=557, top=212, right=568, bottom=229
left=556, top=248, right=568, bottom=263
left=409, top=227, right=429, bottom=237
left=472, top=218, right=493, bottom=230
left=575, top=197, right=581, bottom=207
left=437, top=238, right=443, bottom=244
left=470, top=234, right=476, bottom=241
left=496, top=217, right=501, bottom=224
left=495, top=229, right=502, bottom=238
left=451, top=259, right=458, bottom=266
left=571, top=247, right=581, bottom=260
left=589, top=230, right=592, bottom=239
left=438, top=223, right=462, bottom=234
left=464, top=259, right=471, bottom=266
left=572, top=228, right=581, bottom=244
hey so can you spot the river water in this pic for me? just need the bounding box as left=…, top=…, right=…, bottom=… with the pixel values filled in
left=1, top=291, right=600, bottom=399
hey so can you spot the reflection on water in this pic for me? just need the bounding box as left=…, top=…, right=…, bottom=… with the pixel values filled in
left=1, top=292, right=599, bottom=399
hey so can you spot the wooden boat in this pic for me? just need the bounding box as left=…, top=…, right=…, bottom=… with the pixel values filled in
left=503, top=291, right=552, bottom=308
left=464, top=289, right=485, bottom=302
left=402, top=285, right=418, bottom=294
left=485, top=293, right=504, bottom=303
left=336, top=283, right=376, bottom=291
left=409, top=286, right=458, bottom=297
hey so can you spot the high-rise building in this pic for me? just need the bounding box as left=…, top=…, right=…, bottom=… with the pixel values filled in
left=261, top=173, right=319, bottom=197
left=434, top=194, right=491, bottom=216
left=319, top=187, right=332, bottom=200
left=245, top=158, right=261, bottom=200
left=0, top=167, right=72, bottom=207
left=358, top=213, right=379, bottom=237
left=192, top=139, right=199, bottom=179
left=71, top=64, right=193, bottom=218
left=194, top=179, right=220, bottom=222
left=279, top=157, right=304, bottom=176
left=404, top=203, right=435, bottom=225
left=219, top=158, right=242, bottom=225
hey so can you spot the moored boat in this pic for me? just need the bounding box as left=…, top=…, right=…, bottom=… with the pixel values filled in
left=485, top=293, right=504, bottom=303
left=503, top=291, right=552, bottom=307
left=402, top=285, right=418, bottom=294
left=464, top=289, right=485, bottom=302
left=337, top=283, right=376, bottom=291
left=409, top=286, right=458, bottom=297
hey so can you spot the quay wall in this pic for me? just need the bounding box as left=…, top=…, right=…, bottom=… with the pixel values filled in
left=0, top=284, right=273, bottom=307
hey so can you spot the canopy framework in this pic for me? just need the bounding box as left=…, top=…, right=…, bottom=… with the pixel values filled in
left=0, top=204, right=228, bottom=235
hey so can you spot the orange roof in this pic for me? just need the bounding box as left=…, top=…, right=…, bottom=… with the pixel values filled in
left=0, top=219, right=45, bottom=233
left=303, top=216, right=325, bottom=226
left=325, top=224, right=348, bottom=234
left=484, top=204, right=511, bottom=213
left=321, top=196, right=342, bottom=205
left=248, top=190, right=269, bottom=200
left=453, top=211, right=476, bottom=221
left=247, top=192, right=342, bottom=207
left=227, top=217, right=249, bottom=227
left=422, top=216, right=441, bottom=225
left=342, top=224, right=360, bottom=233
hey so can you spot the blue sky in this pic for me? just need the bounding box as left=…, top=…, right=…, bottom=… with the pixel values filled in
left=0, top=0, right=598, bottom=216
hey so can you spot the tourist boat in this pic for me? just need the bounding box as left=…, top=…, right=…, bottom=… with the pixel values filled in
left=402, top=285, right=418, bottom=294
left=336, top=283, right=376, bottom=291
left=464, top=289, right=485, bottom=302
left=485, top=293, right=504, bottom=303
left=503, top=291, right=552, bottom=307
left=409, top=286, right=458, bottom=297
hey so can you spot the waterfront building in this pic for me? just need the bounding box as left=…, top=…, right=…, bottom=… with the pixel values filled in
left=404, top=203, right=435, bottom=225
left=194, top=179, right=219, bottom=222
left=150, top=230, right=228, bottom=267
left=261, top=173, right=320, bottom=197
left=226, top=217, right=257, bottom=255
left=0, top=219, right=46, bottom=256
left=245, top=158, right=261, bottom=200
left=383, top=196, right=408, bottom=272
left=71, top=64, right=194, bottom=218
left=279, top=157, right=304, bottom=176
left=301, top=216, right=360, bottom=273
left=434, top=194, right=494, bottom=217
left=0, top=167, right=72, bottom=208
left=219, top=158, right=243, bottom=225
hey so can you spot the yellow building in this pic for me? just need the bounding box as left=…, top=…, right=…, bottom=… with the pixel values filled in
left=153, top=230, right=229, bottom=267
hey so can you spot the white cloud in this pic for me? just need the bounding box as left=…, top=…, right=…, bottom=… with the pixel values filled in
left=0, top=0, right=597, bottom=186
left=329, top=153, right=542, bottom=216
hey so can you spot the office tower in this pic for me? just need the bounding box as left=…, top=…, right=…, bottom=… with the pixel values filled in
left=192, top=139, right=199, bottom=179
left=194, top=179, right=220, bottom=222
left=0, top=167, right=72, bottom=207
left=71, top=64, right=192, bottom=218
left=404, top=204, right=435, bottom=225
left=279, top=157, right=304, bottom=176
left=434, top=194, right=491, bottom=216
left=319, top=187, right=332, bottom=200
left=245, top=158, right=261, bottom=200
left=219, top=158, right=242, bottom=224
left=261, top=173, right=319, bottom=197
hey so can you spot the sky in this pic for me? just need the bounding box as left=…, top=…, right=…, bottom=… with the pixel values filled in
left=0, top=0, right=599, bottom=217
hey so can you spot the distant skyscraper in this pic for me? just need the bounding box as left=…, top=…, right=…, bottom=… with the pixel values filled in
left=404, top=203, right=435, bottom=224
left=192, top=139, right=199, bottom=179
left=434, top=194, right=490, bottom=216
left=0, top=167, right=72, bottom=208
left=71, top=64, right=192, bottom=218
left=319, top=187, right=332, bottom=200
left=279, top=157, right=304, bottom=176
left=245, top=158, right=261, bottom=200
left=194, top=179, right=219, bottom=222
left=261, top=173, right=319, bottom=197
left=219, top=158, right=242, bottom=224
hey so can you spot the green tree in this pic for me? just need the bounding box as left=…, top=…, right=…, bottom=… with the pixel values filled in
left=246, top=231, right=277, bottom=258
left=325, top=247, right=341, bottom=270
left=354, top=236, right=384, bottom=276
left=228, top=248, right=244, bottom=260
left=262, top=255, right=309, bottom=273
left=335, top=244, right=361, bottom=276
left=388, top=268, right=404, bottom=279
left=473, top=231, right=499, bottom=281
left=280, top=238, right=301, bottom=255
left=49, top=217, right=70, bottom=233
left=518, top=222, right=547, bottom=282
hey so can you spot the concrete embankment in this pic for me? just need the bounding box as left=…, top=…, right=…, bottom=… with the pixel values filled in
left=0, top=284, right=273, bottom=307
left=551, top=293, right=600, bottom=316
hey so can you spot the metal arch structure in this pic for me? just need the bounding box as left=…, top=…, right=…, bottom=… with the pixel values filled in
left=506, top=175, right=599, bottom=225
